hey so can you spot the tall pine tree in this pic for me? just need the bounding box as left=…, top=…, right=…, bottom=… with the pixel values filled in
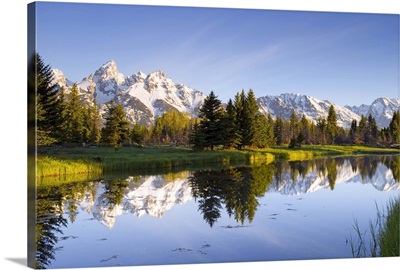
left=222, top=99, right=242, bottom=149
left=101, top=100, right=130, bottom=148
left=274, top=116, right=284, bottom=146
left=389, top=110, right=400, bottom=144
left=242, top=89, right=259, bottom=148
left=64, top=84, right=85, bottom=143
left=326, top=105, right=338, bottom=144
left=35, top=53, right=61, bottom=145
left=195, top=91, right=225, bottom=151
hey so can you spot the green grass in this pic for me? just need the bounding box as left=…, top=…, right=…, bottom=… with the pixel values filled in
left=36, top=144, right=398, bottom=180
left=37, top=155, right=103, bottom=178
left=378, top=197, right=400, bottom=257
left=347, top=196, right=400, bottom=258
left=36, top=146, right=275, bottom=178
left=270, top=144, right=399, bottom=160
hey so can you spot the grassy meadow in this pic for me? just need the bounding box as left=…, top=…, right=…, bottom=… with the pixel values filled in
left=36, top=144, right=398, bottom=183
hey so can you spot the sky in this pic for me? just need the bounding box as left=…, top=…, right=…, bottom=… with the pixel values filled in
left=35, top=2, right=399, bottom=106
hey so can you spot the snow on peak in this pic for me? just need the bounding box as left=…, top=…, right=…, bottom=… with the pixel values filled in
left=101, top=59, right=117, bottom=69
left=94, top=60, right=124, bottom=83
left=346, top=97, right=400, bottom=128
left=257, top=92, right=360, bottom=128
left=51, top=69, right=73, bottom=88
left=148, top=70, right=166, bottom=79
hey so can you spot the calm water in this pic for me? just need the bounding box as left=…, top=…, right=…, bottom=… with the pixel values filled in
left=35, top=155, right=399, bottom=269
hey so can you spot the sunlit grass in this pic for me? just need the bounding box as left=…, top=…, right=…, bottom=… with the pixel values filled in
left=36, top=146, right=275, bottom=178
left=269, top=145, right=398, bottom=160
left=36, top=144, right=397, bottom=180
left=37, top=156, right=103, bottom=178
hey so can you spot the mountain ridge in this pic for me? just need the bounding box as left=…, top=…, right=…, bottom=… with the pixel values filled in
left=51, top=60, right=399, bottom=128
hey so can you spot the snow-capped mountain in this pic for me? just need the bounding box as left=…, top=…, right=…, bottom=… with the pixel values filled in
left=257, top=93, right=361, bottom=128
left=53, top=60, right=206, bottom=127
left=51, top=61, right=398, bottom=128
left=345, top=97, right=400, bottom=128
left=114, top=69, right=205, bottom=126
left=51, top=69, right=74, bottom=88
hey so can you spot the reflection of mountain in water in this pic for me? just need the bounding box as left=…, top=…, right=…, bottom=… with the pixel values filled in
left=61, top=157, right=398, bottom=228
left=270, top=160, right=399, bottom=196
left=76, top=173, right=193, bottom=228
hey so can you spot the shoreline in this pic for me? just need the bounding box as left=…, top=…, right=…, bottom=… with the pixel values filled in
left=35, top=145, right=399, bottom=186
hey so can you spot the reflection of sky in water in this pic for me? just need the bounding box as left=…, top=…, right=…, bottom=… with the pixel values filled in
left=44, top=157, right=399, bottom=268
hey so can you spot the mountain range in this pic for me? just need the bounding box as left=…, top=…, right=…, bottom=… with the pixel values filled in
left=51, top=60, right=399, bottom=128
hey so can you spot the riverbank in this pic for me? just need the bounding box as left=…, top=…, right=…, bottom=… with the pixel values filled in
left=36, top=145, right=398, bottom=180
left=37, top=146, right=276, bottom=179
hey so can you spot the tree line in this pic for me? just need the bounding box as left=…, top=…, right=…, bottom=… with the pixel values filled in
left=35, top=53, right=400, bottom=149
left=190, top=89, right=400, bottom=150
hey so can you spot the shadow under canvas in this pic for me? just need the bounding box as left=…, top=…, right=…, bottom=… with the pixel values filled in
left=6, top=258, right=27, bottom=267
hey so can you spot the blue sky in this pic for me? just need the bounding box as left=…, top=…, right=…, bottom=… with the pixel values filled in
left=36, top=2, right=399, bottom=106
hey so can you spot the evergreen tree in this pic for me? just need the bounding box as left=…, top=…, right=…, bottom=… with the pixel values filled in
left=196, top=91, right=225, bottom=150
left=88, top=100, right=102, bottom=144
left=317, top=117, right=327, bottom=144
left=101, top=100, right=130, bottom=148
left=189, top=122, right=206, bottom=150
left=251, top=114, right=269, bottom=148
left=35, top=53, right=61, bottom=145
left=274, top=117, right=284, bottom=146
left=356, top=115, right=367, bottom=144
left=222, top=99, right=241, bottom=149
left=56, top=86, right=69, bottom=143
left=365, top=114, right=379, bottom=144
left=289, top=110, right=299, bottom=139
left=64, top=84, right=85, bottom=143
left=308, top=122, right=318, bottom=145
left=233, top=91, right=246, bottom=148
left=389, top=111, right=400, bottom=144
left=326, top=105, right=338, bottom=144
left=266, top=114, right=277, bottom=146
left=81, top=104, right=91, bottom=144
left=299, top=114, right=311, bottom=144
left=349, top=119, right=358, bottom=144
left=242, top=89, right=259, bottom=148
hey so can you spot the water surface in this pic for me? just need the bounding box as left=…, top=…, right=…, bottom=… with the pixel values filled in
left=35, top=155, right=399, bottom=269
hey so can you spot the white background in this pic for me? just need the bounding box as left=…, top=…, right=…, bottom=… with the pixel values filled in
left=0, top=1, right=399, bottom=270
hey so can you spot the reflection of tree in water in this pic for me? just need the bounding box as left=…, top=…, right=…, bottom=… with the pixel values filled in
left=189, top=156, right=400, bottom=226
left=357, top=156, right=379, bottom=181
left=36, top=187, right=67, bottom=269
left=61, top=182, right=98, bottom=223
left=326, top=159, right=337, bottom=190
left=276, top=158, right=341, bottom=190
left=273, top=156, right=398, bottom=191
left=35, top=181, right=98, bottom=269
left=189, top=164, right=275, bottom=227
left=189, top=169, right=226, bottom=227
left=287, top=160, right=313, bottom=182
left=101, top=179, right=130, bottom=210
